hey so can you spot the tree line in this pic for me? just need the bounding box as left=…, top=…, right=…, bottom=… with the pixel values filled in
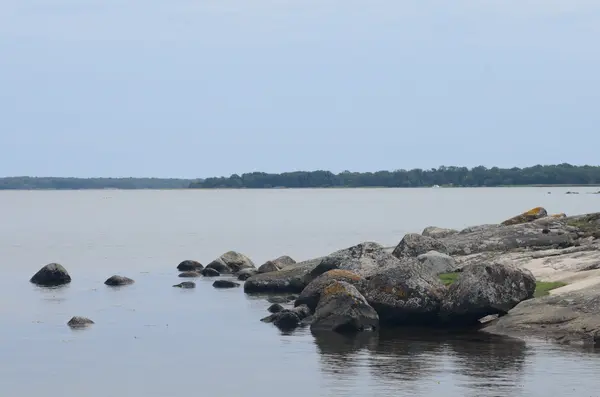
left=189, top=164, right=600, bottom=189
left=0, top=177, right=192, bottom=190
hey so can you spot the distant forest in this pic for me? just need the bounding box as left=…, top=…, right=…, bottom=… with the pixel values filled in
left=189, top=164, right=600, bottom=189
left=2, top=164, right=600, bottom=190
left=0, top=177, right=192, bottom=190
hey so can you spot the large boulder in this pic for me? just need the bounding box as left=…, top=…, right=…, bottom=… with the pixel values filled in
left=30, top=263, right=71, bottom=287
left=104, top=275, right=135, bottom=286
left=245, top=257, right=323, bottom=293
left=501, top=207, right=548, bottom=226
left=392, top=234, right=448, bottom=258
left=67, top=316, right=94, bottom=328
left=258, top=256, right=296, bottom=274
left=310, top=281, right=379, bottom=333
left=416, top=251, right=458, bottom=276
left=206, top=251, right=255, bottom=274
left=295, top=269, right=366, bottom=311
left=177, top=260, right=203, bottom=271
left=440, top=262, right=536, bottom=325
left=363, top=262, right=445, bottom=326
left=422, top=226, right=458, bottom=239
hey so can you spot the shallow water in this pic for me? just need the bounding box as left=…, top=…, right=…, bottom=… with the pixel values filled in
left=1, top=187, right=599, bottom=397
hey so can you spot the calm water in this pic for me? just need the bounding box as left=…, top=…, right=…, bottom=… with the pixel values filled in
left=1, top=187, right=599, bottom=397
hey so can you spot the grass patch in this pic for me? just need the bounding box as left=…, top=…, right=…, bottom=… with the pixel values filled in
left=438, top=273, right=567, bottom=298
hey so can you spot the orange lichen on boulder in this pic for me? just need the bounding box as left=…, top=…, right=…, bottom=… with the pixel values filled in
left=550, top=213, right=567, bottom=218
left=323, top=269, right=362, bottom=281
left=501, top=207, right=548, bottom=226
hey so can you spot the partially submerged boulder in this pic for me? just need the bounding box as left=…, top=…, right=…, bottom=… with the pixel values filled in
left=363, top=263, right=445, bottom=326
left=245, top=257, right=324, bottom=294
left=104, top=275, right=135, bottom=286
left=261, top=305, right=311, bottom=328
left=67, top=316, right=94, bottom=328
left=310, top=281, right=379, bottom=333
left=206, top=251, right=255, bottom=274
left=440, top=262, right=536, bottom=325
left=178, top=271, right=200, bottom=278
left=201, top=268, right=220, bottom=277
left=295, top=269, right=366, bottom=311
left=213, top=280, right=240, bottom=289
left=237, top=268, right=258, bottom=281
left=422, top=226, right=458, bottom=239
left=268, top=303, right=285, bottom=313
left=177, top=260, right=204, bottom=271
left=173, top=281, right=196, bottom=289
left=501, top=207, right=548, bottom=226
left=30, top=263, right=71, bottom=287
left=258, top=256, right=296, bottom=274
left=392, top=234, right=448, bottom=258
left=416, top=251, right=457, bottom=276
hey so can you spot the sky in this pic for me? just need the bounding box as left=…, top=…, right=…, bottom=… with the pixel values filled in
left=1, top=1, right=599, bottom=178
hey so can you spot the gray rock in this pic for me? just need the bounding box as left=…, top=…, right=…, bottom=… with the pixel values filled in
left=201, top=268, right=220, bottom=277
left=440, top=262, right=536, bottom=325
left=501, top=207, right=548, bottom=226
left=267, top=295, right=297, bottom=304
left=67, top=316, right=94, bottom=328
left=295, top=269, right=366, bottom=311
left=363, top=262, right=445, bottom=326
left=178, top=271, right=200, bottom=278
left=212, top=280, right=240, bottom=289
left=268, top=303, right=285, bottom=313
left=177, top=260, right=204, bottom=271
left=422, top=226, right=458, bottom=239
left=237, top=268, right=258, bottom=281
left=258, top=256, right=296, bottom=273
left=273, top=311, right=301, bottom=330
left=206, top=251, right=255, bottom=274
left=291, top=304, right=311, bottom=320
left=484, top=284, right=600, bottom=347
left=416, top=251, right=458, bottom=276
left=104, top=275, right=135, bottom=286
left=30, top=263, right=71, bottom=287
left=392, top=234, right=449, bottom=258
left=173, top=282, right=196, bottom=289
left=310, top=281, right=379, bottom=333
left=244, top=257, right=323, bottom=294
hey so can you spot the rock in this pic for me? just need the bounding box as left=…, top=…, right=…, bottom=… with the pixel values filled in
left=310, top=281, right=379, bottom=333
left=30, top=263, right=71, bottom=287
left=245, top=242, right=393, bottom=294
left=237, top=268, right=258, bottom=281
left=566, top=191, right=579, bottom=195
left=363, top=262, right=445, bottom=326
left=67, top=316, right=94, bottom=328
left=392, top=234, right=448, bottom=258
left=173, top=282, right=196, bottom=288
left=273, top=311, right=301, bottom=330
left=484, top=283, right=600, bottom=346
left=206, top=251, right=255, bottom=274
left=291, top=304, right=311, bottom=320
left=501, top=207, right=548, bottom=226
left=177, top=260, right=204, bottom=271
left=440, top=262, right=536, bottom=326
left=416, top=251, right=458, bottom=276
left=422, top=226, right=458, bottom=239
left=104, top=275, right=135, bottom=286
left=267, top=295, right=297, bottom=304
left=178, top=271, right=200, bottom=278
left=295, top=269, right=366, bottom=311
left=212, top=280, right=240, bottom=289
left=261, top=314, right=277, bottom=323
left=268, top=303, right=285, bottom=313
left=550, top=213, right=567, bottom=219
left=201, top=268, right=220, bottom=277
left=258, top=256, right=296, bottom=273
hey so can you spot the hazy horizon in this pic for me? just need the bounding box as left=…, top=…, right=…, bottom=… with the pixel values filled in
left=2, top=1, right=599, bottom=178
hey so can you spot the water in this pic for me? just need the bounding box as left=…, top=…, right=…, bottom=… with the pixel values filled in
left=0, top=187, right=599, bottom=397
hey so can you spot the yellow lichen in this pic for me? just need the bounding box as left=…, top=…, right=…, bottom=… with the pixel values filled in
left=550, top=213, right=566, bottom=218
left=382, top=285, right=407, bottom=298
left=323, top=282, right=349, bottom=296
left=524, top=207, right=544, bottom=216
left=324, top=269, right=362, bottom=281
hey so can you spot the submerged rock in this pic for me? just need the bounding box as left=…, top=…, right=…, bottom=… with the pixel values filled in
left=501, top=207, right=548, bottom=226
left=206, top=251, right=255, bottom=274
left=67, top=316, right=94, bottom=328
left=295, top=269, right=366, bottom=311
left=440, top=262, right=536, bottom=326
left=258, top=256, right=296, bottom=274
left=201, top=268, right=220, bottom=277
left=212, top=280, right=240, bottom=289
left=392, top=234, right=448, bottom=258
left=273, top=311, right=301, bottom=330
left=173, top=282, right=196, bottom=289
left=422, top=226, right=458, bottom=239
left=177, top=260, right=204, bottom=272
left=237, top=268, right=258, bottom=281
left=310, top=281, right=379, bottom=333
left=30, top=263, right=71, bottom=287
left=178, top=271, right=200, bottom=278
left=363, top=262, right=445, bottom=326
left=104, top=275, right=135, bottom=286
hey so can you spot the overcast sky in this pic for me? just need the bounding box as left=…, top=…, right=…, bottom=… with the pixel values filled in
left=1, top=1, right=599, bottom=178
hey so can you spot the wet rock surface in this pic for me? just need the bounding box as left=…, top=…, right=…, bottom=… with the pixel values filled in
left=30, top=263, right=71, bottom=287
left=104, top=275, right=135, bottom=286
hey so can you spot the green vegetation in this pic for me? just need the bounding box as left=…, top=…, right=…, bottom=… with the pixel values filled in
left=189, top=164, right=600, bottom=189
left=566, top=213, right=600, bottom=239
left=0, top=177, right=193, bottom=190
left=438, top=272, right=567, bottom=297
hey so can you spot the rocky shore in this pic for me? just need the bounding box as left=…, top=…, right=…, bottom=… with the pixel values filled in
left=29, top=208, right=600, bottom=347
